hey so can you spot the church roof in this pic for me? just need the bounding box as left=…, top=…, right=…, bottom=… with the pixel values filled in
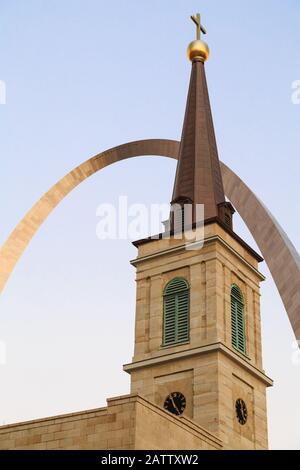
left=171, top=57, right=227, bottom=223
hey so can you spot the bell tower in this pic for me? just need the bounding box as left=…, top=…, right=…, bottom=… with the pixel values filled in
left=123, top=14, right=273, bottom=450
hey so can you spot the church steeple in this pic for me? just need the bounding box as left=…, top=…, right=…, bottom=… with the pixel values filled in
left=171, top=15, right=234, bottom=228
left=126, top=14, right=271, bottom=451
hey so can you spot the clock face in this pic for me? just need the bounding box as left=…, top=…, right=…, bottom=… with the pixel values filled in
left=164, top=392, right=186, bottom=416
left=235, top=398, right=248, bottom=425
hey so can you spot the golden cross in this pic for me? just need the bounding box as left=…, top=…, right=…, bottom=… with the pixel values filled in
left=191, top=13, right=207, bottom=40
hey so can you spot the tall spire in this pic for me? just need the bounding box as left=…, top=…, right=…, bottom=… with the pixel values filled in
left=171, top=14, right=234, bottom=228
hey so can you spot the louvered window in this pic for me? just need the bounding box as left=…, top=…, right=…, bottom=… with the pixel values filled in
left=163, top=278, right=190, bottom=346
left=231, top=285, right=246, bottom=354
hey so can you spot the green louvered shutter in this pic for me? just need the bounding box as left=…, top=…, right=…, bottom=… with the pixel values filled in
left=231, top=285, right=246, bottom=354
left=163, top=278, right=189, bottom=346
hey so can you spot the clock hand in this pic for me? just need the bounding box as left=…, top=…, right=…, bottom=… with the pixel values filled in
left=170, top=395, right=180, bottom=414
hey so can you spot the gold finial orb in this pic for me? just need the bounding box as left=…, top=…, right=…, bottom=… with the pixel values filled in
left=188, top=14, right=209, bottom=62
left=187, top=39, right=209, bottom=62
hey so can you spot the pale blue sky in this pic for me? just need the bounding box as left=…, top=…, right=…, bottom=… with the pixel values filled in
left=0, top=0, right=299, bottom=449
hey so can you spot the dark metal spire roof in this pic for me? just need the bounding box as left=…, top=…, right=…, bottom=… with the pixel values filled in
left=171, top=58, right=233, bottom=226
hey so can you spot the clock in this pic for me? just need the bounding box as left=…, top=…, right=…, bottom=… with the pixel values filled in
left=235, top=398, right=248, bottom=425
left=164, top=392, right=186, bottom=416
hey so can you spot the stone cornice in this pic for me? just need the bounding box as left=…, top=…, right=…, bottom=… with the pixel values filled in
left=123, top=342, right=273, bottom=387
left=131, top=234, right=265, bottom=282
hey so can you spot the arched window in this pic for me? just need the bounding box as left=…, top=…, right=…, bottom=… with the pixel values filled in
left=231, top=284, right=246, bottom=354
left=163, top=278, right=190, bottom=346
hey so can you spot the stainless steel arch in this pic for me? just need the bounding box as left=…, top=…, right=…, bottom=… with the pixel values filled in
left=0, top=139, right=299, bottom=339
